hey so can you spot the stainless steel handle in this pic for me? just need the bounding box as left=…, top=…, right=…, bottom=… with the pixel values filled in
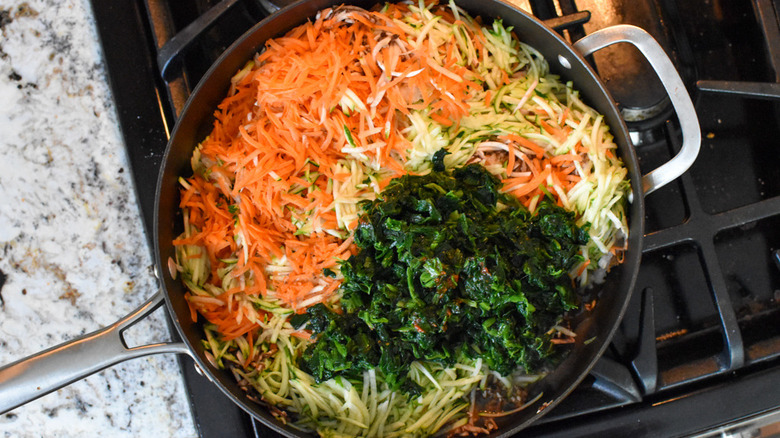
left=573, top=25, right=701, bottom=195
left=0, top=291, right=191, bottom=414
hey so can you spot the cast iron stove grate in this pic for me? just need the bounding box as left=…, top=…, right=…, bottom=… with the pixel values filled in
left=88, top=0, right=780, bottom=436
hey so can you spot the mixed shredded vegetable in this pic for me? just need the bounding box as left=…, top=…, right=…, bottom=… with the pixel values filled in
left=170, top=1, right=630, bottom=436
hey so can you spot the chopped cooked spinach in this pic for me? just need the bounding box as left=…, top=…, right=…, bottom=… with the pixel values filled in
left=298, top=164, right=589, bottom=386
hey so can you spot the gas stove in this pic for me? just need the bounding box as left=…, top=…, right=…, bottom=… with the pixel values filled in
left=88, top=0, right=780, bottom=436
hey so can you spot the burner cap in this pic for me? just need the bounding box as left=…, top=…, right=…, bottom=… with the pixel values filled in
left=592, top=42, right=672, bottom=123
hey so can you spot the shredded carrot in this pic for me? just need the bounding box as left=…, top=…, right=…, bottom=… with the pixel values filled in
left=508, top=165, right=552, bottom=198
left=430, top=111, right=454, bottom=126
left=505, top=141, right=516, bottom=176
left=576, top=259, right=591, bottom=277
left=550, top=153, right=582, bottom=164
left=499, top=133, right=545, bottom=158
left=175, top=2, right=488, bottom=336
left=499, top=135, right=586, bottom=208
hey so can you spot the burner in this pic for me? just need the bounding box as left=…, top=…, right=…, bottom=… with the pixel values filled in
left=574, top=0, right=677, bottom=125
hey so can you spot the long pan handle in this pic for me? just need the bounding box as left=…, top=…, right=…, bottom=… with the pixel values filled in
left=0, top=291, right=191, bottom=414
left=573, top=25, right=701, bottom=196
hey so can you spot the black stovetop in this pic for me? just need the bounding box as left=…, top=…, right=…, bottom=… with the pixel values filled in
left=88, top=0, right=780, bottom=436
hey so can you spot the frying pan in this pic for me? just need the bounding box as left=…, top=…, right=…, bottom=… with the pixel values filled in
left=0, top=0, right=700, bottom=435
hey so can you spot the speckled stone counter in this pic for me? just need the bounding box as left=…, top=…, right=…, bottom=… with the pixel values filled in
left=0, top=1, right=197, bottom=436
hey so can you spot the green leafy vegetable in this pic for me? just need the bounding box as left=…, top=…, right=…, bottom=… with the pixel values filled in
left=298, top=163, right=588, bottom=388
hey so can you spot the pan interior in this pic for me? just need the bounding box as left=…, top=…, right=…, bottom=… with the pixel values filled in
left=154, top=1, right=644, bottom=436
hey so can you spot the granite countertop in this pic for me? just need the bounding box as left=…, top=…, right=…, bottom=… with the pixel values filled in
left=0, top=1, right=197, bottom=436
